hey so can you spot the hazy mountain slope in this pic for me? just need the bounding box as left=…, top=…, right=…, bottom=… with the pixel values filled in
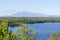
left=10, top=12, right=48, bottom=17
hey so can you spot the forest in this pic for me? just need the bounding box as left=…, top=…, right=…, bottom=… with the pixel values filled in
left=0, top=17, right=60, bottom=26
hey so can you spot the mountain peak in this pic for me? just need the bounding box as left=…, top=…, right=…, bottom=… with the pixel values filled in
left=10, top=12, right=47, bottom=17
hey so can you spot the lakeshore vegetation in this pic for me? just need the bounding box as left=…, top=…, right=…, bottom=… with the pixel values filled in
left=0, top=21, right=36, bottom=40
left=0, top=17, right=60, bottom=26
left=0, top=21, right=60, bottom=40
left=0, top=17, right=60, bottom=40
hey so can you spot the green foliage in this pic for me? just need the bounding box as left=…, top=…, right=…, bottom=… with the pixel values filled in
left=49, top=33, right=57, bottom=40
left=0, top=17, right=60, bottom=26
left=17, top=24, right=36, bottom=40
left=0, top=22, right=36, bottom=40
left=49, top=33, right=60, bottom=40
left=11, top=33, right=18, bottom=40
left=0, top=21, right=10, bottom=40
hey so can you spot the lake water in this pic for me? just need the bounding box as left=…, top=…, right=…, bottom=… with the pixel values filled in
left=10, top=22, right=60, bottom=40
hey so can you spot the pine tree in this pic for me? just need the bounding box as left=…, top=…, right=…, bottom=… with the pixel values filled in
left=0, top=21, right=10, bottom=40
left=0, top=21, right=17, bottom=40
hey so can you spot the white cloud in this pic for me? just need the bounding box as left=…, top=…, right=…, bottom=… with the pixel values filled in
left=0, top=8, right=60, bottom=16
left=0, top=9, right=18, bottom=16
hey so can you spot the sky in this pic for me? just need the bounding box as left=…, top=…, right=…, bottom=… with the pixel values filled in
left=0, top=0, right=60, bottom=16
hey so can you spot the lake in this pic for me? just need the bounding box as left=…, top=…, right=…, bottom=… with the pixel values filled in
left=10, top=22, right=60, bottom=40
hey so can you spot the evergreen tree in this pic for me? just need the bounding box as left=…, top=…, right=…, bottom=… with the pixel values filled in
left=0, top=21, right=11, bottom=40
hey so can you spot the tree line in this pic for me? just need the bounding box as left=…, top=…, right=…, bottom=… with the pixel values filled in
left=0, top=17, right=60, bottom=26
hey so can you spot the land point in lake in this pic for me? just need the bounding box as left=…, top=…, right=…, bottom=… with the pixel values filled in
left=0, top=17, right=60, bottom=26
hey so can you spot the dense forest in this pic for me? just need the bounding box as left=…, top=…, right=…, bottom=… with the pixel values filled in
left=0, top=17, right=60, bottom=26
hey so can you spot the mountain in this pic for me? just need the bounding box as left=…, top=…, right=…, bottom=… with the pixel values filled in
left=9, top=12, right=48, bottom=17
left=4, top=12, right=60, bottom=17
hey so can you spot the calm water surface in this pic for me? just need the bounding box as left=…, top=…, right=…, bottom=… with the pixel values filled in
left=10, top=22, right=60, bottom=40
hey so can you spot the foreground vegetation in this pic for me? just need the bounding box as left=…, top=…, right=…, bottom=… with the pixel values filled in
left=0, top=17, right=60, bottom=40
left=0, top=21, right=36, bottom=40
left=0, top=21, right=60, bottom=40
left=0, top=17, right=60, bottom=26
left=49, top=33, right=60, bottom=40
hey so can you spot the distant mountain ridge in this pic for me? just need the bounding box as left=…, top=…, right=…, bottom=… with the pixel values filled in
left=9, top=12, right=48, bottom=17
left=4, top=12, right=60, bottom=17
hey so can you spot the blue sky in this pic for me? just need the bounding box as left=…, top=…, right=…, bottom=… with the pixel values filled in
left=0, top=0, right=60, bottom=16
